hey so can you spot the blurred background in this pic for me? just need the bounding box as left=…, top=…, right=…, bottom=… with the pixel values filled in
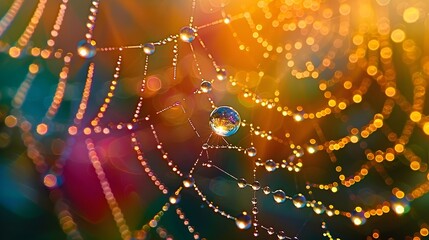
left=1, top=0, right=429, bottom=239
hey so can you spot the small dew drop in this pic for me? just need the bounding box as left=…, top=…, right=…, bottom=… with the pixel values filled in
left=313, top=201, right=326, bottom=214
left=351, top=211, right=366, bottom=226
left=235, top=212, right=252, bottom=230
left=273, top=190, right=286, bottom=203
left=263, top=186, right=271, bottom=195
left=237, top=178, right=247, bottom=188
left=143, top=43, right=155, bottom=55
left=209, top=106, right=241, bottom=137
left=251, top=181, right=261, bottom=190
left=245, top=147, right=257, bottom=157
left=252, top=206, right=259, bottom=214
left=265, top=159, right=277, bottom=172
left=292, top=193, right=307, bottom=208
left=200, top=81, right=212, bottom=93
left=180, top=26, right=197, bottom=43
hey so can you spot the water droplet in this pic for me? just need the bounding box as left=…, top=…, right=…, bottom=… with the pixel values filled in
left=183, top=176, right=195, bottom=188
left=209, top=106, right=241, bottom=137
left=200, top=81, right=212, bottom=93
left=235, top=212, right=251, bottom=230
left=351, top=211, right=366, bottom=226
left=313, top=201, right=326, bottom=214
left=216, top=68, right=227, bottom=81
left=263, top=186, right=271, bottom=195
left=292, top=193, right=307, bottom=208
left=252, top=206, right=259, bottom=214
left=245, top=146, right=257, bottom=157
left=143, top=43, right=155, bottom=55
left=267, top=227, right=275, bottom=235
left=265, top=159, right=277, bottom=172
left=277, top=231, right=286, bottom=239
left=251, top=181, right=261, bottom=190
left=237, top=178, right=247, bottom=188
left=77, top=40, right=96, bottom=58
left=273, top=190, right=286, bottom=203
left=202, top=143, right=209, bottom=149
left=391, top=198, right=409, bottom=215
left=169, top=194, right=181, bottom=204
left=180, top=26, right=196, bottom=43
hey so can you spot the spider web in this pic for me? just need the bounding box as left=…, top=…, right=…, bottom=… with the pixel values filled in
left=1, top=0, right=429, bottom=239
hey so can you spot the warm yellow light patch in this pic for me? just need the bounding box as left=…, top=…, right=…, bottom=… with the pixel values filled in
left=409, top=111, right=421, bottom=122
left=403, top=7, right=420, bottom=23
left=385, top=87, right=396, bottom=97
left=391, top=29, right=406, bottom=43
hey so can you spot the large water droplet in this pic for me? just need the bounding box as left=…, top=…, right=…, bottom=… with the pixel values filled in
left=351, top=211, right=366, bottom=226
left=209, top=106, right=241, bottom=137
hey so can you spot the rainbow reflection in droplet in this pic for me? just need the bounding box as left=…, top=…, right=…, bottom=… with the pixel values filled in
left=209, top=106, right=241, bottom=137
left=180, top=26, right=196, bottom=43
